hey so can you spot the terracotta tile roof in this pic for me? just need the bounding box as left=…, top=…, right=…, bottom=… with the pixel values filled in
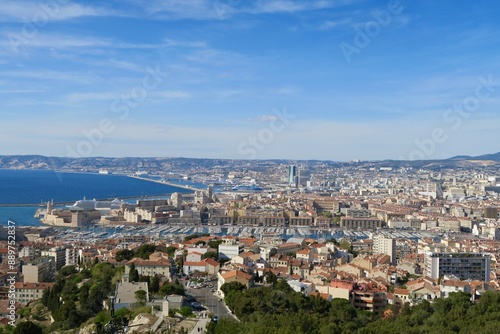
left=14, top=282, right=53, bottom=289
left=202, top=258, right=220, bottom=267
left=221, top=270, right=252, bottom=281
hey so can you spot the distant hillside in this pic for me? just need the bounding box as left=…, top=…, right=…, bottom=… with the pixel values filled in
left=470, top=152, right=500, bottom=161
left=447, top=155, right=472, bottom=160
left=447, top=152, right=500, bottom=162
left=0, top=152, right=498, bottom=171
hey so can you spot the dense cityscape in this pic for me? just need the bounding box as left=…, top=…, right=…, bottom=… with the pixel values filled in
left=1, top=155, right=500, bottom=333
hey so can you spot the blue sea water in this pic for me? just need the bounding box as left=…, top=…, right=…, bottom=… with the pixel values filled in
left=0, top=169, right=192, bottom=226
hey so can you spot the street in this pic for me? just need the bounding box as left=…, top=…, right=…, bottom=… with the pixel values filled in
left=186, top=282, right=233, bottom=319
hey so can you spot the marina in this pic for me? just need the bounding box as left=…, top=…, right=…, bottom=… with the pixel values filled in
left=42, top=223, right=442, bottom=245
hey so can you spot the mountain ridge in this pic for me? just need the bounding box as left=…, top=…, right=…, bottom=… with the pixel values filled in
left=0, top=151, right=498, bottom=170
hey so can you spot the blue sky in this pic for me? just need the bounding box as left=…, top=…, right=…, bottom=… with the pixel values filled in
left=1, top=0, right=499, bottom=161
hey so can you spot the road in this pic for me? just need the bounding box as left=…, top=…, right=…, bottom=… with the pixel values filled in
left=186, top=282, right=233, bottom=320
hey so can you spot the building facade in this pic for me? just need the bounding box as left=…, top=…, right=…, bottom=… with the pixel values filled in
left=340, top=217, right=382, bottom=229
left=373, top=234, right=396, bottom=265
left=22, top=257, right=55, bottom=283
left=218, top=238, right=244, bottom=261
left=425, top=252, right=491, bottom=281
left=41, top=246, right=66, bottom=270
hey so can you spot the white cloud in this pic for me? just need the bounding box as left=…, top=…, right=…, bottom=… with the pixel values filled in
left=0, top=89, right=46, bottom=94
left=0, top=69, right=94, bottom=82
left=124, top=0, right=355, bottom=20
left=249, top=0, right=339, bottom=14
left=254, top=115, right=279, bottom=122
left=64, top=92, right=120, bottom=103
left=155, top=91, right=192, bottom=99
left=128, top=0, right=231, bottom=20
left=0, top=32, right=161, bottom=51
left=318, top=18, right=353, bottom=30
left=164, top=38, right=207, bottom=48
left=0, top=1, right=116, bottom=22
left=274, top=86, right=299, bottom=95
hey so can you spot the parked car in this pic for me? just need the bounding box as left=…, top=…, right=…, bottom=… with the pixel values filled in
left=190, top=302, right=204, bottom=310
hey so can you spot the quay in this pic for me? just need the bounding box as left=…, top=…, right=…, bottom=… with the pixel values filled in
left=126, top=175, right=205, bottom=191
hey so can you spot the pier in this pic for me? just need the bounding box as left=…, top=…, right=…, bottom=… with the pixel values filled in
left=126, top=175, right=204, bottom=192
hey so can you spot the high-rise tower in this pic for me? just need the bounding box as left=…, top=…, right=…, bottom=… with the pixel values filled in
left=288, top=165, right=297, bottom=186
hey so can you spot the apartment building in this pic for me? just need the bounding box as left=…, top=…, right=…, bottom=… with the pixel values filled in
left=425, top=252, right=491, bottom=281
left=373, top=234, right=396, bottom=265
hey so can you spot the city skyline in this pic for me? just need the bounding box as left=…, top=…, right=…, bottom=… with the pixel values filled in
left=1, top=0, right=499, bottom=161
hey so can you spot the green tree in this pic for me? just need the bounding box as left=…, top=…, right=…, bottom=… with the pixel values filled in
left=150, top=275, right=160, bottom=294
left=135, top=290, right=147, bottom=305
left=330, top=298, right=357, bottom=323
left=254, top=270, right=261, bottom=283
left=134, top=244, right=157, bottom=259
left=13, top=321, right=43, bottom=334
left=208, top=240, right=223, bottom=249
left=202, top=251, right=218, bottom=260
left=265, top=271, right=278, bottom=286
left=115, top=307, right=131, bottom=319
left=41, top=287, right=50, bottom=306
left=184, top=233, right=209, bottom=241
left=339, top=239, right=351, bottom=250
left=221, top=281, right=246, bottom=296
left=115, top=249, right=134, bottom=262
left=275, top=278, right=293, bottom=292
left=59, top=265, right=77, bottom=277
left=139, top=275, right=150, bottom=283
left=179, top=306, right=193, bottom=317
left=129, top=263, right=139, bottom=282
left=159, top=282, right=185, bottom=296
left=165, top=246, right=177, bottom=257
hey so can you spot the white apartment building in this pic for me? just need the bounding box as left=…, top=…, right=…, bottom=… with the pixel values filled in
left=373, top=234, right=396, bottom=265
left=425, top=252, right=491, bottom=281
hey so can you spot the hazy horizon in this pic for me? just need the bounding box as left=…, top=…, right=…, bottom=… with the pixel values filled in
left=1, top=150, right=499, bottom=163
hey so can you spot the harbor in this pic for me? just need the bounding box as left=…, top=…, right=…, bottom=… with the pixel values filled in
left=39, top=223, right=442, bottom=245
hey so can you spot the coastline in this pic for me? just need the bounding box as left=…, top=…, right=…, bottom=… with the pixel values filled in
left=0, top=169, right=198, bottom=206
left=0, top=169, right=199, bottom=226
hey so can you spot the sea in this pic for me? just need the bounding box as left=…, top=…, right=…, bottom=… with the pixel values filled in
left=0, top=169, right=193, bottom=226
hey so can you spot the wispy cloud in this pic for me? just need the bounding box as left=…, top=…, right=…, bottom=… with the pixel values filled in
left=274, top=86, right=299, bottom=95
left=0, top=32, right=160, bottom=51
left=0, top=89, right=46, bottom=94
left=254, top=114, right=280, bottom=122
left=0, top=1, right=117, bottom=22
left=155, top=91, right=192, bottom=99
left=164, top=38, right=207, bottom=48
left=0, top=69, right=96, bottom=83
left=125, top=0, right=356, bottom=20
left=318, top=18, right=353, bottom=30
left=127, top=0, right=230, bottom=20
left=249, top=0, right=348, bottom=14
left=63, top=92, right=120, bottom=104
